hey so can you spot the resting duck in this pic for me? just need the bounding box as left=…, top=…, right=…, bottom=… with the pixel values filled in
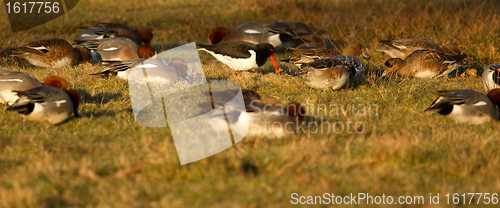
left=383, top=50, right=467, bottom=78
left=425, top=89, right=500, bottom=124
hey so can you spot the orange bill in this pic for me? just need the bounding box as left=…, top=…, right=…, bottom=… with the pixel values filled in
left=269, top=55, right=280, bottom=75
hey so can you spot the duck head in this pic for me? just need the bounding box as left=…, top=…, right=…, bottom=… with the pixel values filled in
left=208, top=27, right=229, bottom=44
left=342, top=42, right=370, bottom=60
left=42, top=76, right=69, bottom=91
left=137, top=44, right=156, bottom=59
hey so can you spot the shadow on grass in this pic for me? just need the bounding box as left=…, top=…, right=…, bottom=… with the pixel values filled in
left=79, top=110, right=118, bottom=119
left=43, top=196, right=70, bottom=208
left=0, top=159, right=24, bottom=174
left=79, top=90, right=122, bottom=105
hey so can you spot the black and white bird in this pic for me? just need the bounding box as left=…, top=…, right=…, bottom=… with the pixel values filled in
left=196, top=41, right=280, bottom=76
left=425, top=89, right=500, bottom=125
left=6, top=85, right=81, bottom=124
left=482, top=63, right=500, bottom=92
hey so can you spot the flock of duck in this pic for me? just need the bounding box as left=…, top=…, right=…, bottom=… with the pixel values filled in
left=1, top=21, right=500, bottom=132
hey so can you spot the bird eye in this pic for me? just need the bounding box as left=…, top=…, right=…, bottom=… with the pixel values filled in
left=270, top=49, right=274, bottom=52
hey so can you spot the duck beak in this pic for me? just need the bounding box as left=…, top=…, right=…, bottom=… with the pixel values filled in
left=270, top=55, right=280, bottom=75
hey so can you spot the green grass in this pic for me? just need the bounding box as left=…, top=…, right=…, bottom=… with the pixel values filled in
left=2, top=0, right=500, bottom=207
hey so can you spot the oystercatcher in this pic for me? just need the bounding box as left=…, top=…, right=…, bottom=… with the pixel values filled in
left=196, top=41, right=280, bottom=76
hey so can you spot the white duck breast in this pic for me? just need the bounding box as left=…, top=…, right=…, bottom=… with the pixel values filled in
left=49, top=57, right=73, bottom=68
left=414, top=70, right=440, bottom=78
left=482, top=64, right=500, bottom=92
left=212, top=107, right=293, bottom=138
left=0, top=70, right=42, bottom=105
left=266, top=34, right=282, bottom=48
left=446, top=105, right=494, bottom=124
left=199, top=89, right=300, bottom=138
left=6, top=86, right=75, bottom=124
left=303, top=67, right=348, bottom=90
left=425, top=89, right=499, bottom=125
left=296, top=58, right=352, bottom=90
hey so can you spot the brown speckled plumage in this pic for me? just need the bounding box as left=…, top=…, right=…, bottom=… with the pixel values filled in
left=384, top=50, right=467, bottom=78
left=10, top=38, right=92, bottom=68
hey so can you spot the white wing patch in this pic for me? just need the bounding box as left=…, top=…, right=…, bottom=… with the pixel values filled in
left=443, top=60, right=456, bottom=64
left=266, top=111, right=282, bottom=116
left=54, top=100, right=67, bottom=107
left=102, top=47, right=118, bottom=51
left=434, top=96, right=446, bottom=103
left=138, top=63, right=158, bottom=69
left=244, top=29, right=261, bottom=34
left=473, top=101, right=488, bottom=106
left=0, top=79, right=23, bottom=82
left=394, top=44, right=408, bottom=50
left=28, top=46, right=48, bottom=50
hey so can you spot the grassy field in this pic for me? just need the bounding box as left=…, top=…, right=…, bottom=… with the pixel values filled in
left=2, top=0, right=500, bottom=207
